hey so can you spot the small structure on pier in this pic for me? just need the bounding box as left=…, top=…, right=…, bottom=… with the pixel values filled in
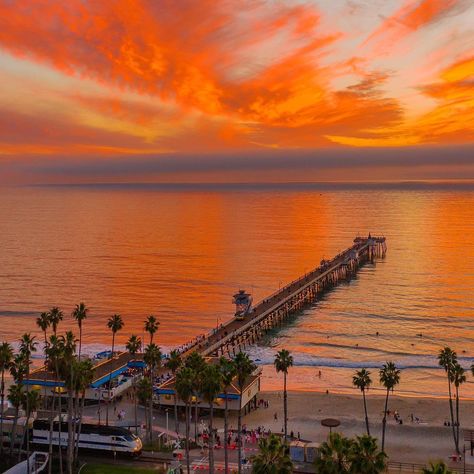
left=233, top=290, right=253, bottom=320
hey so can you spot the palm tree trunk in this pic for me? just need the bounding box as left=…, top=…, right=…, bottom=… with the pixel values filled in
left=237, top=394, right=242, bottom=474
left=174, top=390, right=179, bottom=435
left=67, top=388, right=74, bottom=474
left=362, top=389, right=370, bottom=436
left=149, top=365, right=154, bottom=444
left=133, top=380, right=138, bottom=435
left=48, top=388, right=56, bottom=474
left=74, top=391, right=86, bottom=465
left=1, top=369, right=5, bottom=456
left=185, top=403, right=191, bottom=474
left=78, top=326, right=82, bottom=362
left=224, top=392, right=229, bottom=474
left=455, top=386, right=460, bottom=453
left=209, top=403, right=214, bottom=474
left=447, top=375, right=457, bottom=451
left=106, top=334, right=115, bottom=427
left=194, top=400, right=198, bottom=443
left=10, top=406, right=19, bottom=457
left=25, top=368, right=31, bottom=473
left=43, top=333, right=48, bottom=408
left=381, top=388, right=389, bottom=452
left=283, top=372, right=288, bottom=442
left=56, top=362, right=63, bottom=474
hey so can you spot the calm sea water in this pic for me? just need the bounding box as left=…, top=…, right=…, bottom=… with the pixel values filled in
left=1, top=182, right=474, bottom=398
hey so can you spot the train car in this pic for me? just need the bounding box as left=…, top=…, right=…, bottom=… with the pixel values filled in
left=32, top=419, right=142, bottom=456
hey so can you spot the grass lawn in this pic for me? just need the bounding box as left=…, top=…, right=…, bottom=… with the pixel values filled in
left=81, top=463, right=160, bottom=474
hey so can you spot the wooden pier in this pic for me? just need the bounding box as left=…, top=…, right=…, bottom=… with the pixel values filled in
left=188, top=235, right=386, bottom=359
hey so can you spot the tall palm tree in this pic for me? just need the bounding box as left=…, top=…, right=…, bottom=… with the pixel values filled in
left=274, top=349, right=293, bottom=442
left=7, top=383, right=24, bottom=457
left=352, top=368, right=372, bottom=436
left=0, top=342, right=13, bottom=456
left=48, top=307, right=64, bottom=335
left=185, top=352, right=206, bottom=442
left=201, top=363, right=222, bottom=474
left=451, top=363, right=465, bottom=454
left=72, top=303, right=88, bottom=361
left=36, top=312, right=51, bottom=407
left=219, top=356, right=236, bottom=474
left=126, top=335, right=142, bottom=435
left=422, top=461, right=455, bottom=474
left=18, top=389, right=41, bottom=463
left=314, top=432, right=353, bottom=474
left=251, top=434, right=293, bottom=474
left=73, top=359, right=94, bottom=465
left=350, top=435, right=387, bottom=474
left=234, top=352, right=256, bottom=473
left=175, top=367, right=194, bottom=474
left=166, top=350, right=182, bottom=434
left=438, top=347, right=458, bottom=452
left=144, top=315, right=160, bottom=344
left=106, top=314, right=124, bottom=426
left=144, top=342, right=162, bottom=444
left=19, top=333, right=37, bottom=470
left=379, top=361, right=400, bottom=453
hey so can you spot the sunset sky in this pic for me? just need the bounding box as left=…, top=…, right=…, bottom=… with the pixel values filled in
left=0, top=0, right=473, bottom=183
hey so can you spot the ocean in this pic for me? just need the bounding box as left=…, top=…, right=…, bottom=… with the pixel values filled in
left=1, top=182, right=474, bottom=398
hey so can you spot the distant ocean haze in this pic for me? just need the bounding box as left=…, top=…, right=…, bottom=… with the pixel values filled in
left=1, top=182, right=474, bottom=397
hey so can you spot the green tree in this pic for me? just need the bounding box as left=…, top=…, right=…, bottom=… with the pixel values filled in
left=352, top=368, right=372, bottom=436
left=349, top=435, right=387, bottom=474
left=7, top=383, right=24, bottom=457
left=314, top=432, right=353, bottom=474
left=18, top=333, right=37, bottom=470
left=421, top=461, right=455, bottom=474
left=166, top=350, right=182, bottom=435
left=219, top=356, right=236, bottom=474
left=0, top=342, right=13, bottom=456
left=72, top=303, right=88, bottom=361
left=251, top=434, right=293, bottom=474
left=185, top=352, right=206, bottom=442
left=234, top=352, right=256, bottom=473
left=274, top=349, right=293, bottom=442
left=201, top=363, right=222, bottom=474
left=451, top=363, right=465, bottom=454
left=144, top=343, right=162, bottom=443
left=438, top=347, right=458, bottom=452
left=144, top=315, right=160, bottom=344
left=126, top=335, right=142, bottom=435
left=106, top=314, right=124, bottom=426
left=36, top=312, right=51, bottom=407
left=48, top=307, right=64, bottom=335
left=18, top=389, right=41, bottom=463
left=175, top=367, right=194, bottom=474
left=379, top=361, right=400, bottom=453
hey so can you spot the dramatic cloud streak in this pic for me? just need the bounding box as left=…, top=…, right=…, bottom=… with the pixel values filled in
left=0, top=0, right=472, bottom=182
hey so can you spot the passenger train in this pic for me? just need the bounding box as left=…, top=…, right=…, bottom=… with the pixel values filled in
left=31, top=419, right=142, bottom=456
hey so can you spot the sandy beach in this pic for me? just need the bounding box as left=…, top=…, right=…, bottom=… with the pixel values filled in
left=237, top=390, right=474, bottom=465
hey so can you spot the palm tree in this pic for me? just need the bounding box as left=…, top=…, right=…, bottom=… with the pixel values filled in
left=185, top=352, right=206, bottom=442
left=18, top=389, right=41, bottom=463
left=352, top=368, right=372, bottom=436
left=274, top=349, right=293, bottom=442
left=350, top=435, right=387, bottom=473
left=379, top=361, right=400, bottom=453
left=144, top=342, right=162, bottom=444
left=251, top=434, right=293, bottom=474
left=0, top=342, right=13, bottom=456
left=234, top=352, right=256, bottom=473
left=144, top=315, right=160, bottom=344
left=422, top=461, right=455, bottom=474
left=73, top=359, right=94, bottom=465
left=201, top=363, right=222, bottom=474
left=126, top=335, right=142, bottom=435
left=106, top=314, right=124, bottom=426
left=166, top=350, right=182, bottom=435
left=451, top=363, right=465, bottom=454
left=314, top=432, right=353, bottom=474
left=175, top=367, right=194, bottom=474
left=19, top=333, right=37, bottom=470
left=36, top=312, right=51, bottom=407
left=439, top=347, right=458, bottom=452
left=219, top=357, right=236, bottom=474
left=7, top=383, right=24, bottom=457
left=48, top=307, right=64, bottom=335
left=72, top=303, right=88, bottom=361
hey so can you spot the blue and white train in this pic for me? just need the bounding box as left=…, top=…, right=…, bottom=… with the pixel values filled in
left=32, top=419, right=142, bottom=456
